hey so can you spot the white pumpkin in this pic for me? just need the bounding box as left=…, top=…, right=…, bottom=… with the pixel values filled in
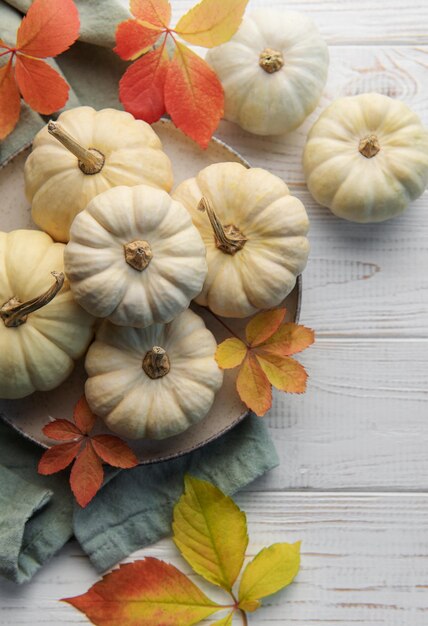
left=85, top=309, right=223, bottom=440
left=303, top=94, right=428, bottom=223
left=64, top=185, right=207, bottom=328
left=173, top=162, right=310, bottom=318
left=24, top=106, right=174, bottom=242
left=206, top=9, right=329, bottom=136
left=0, top=230, right=94, bottom=399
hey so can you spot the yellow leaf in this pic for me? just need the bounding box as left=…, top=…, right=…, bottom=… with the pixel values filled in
left=256, top=354, right=308, bottom=394
left=238, top=542, right=301, bottom=610
left=216, top=337, right=247, bottom=369
left=246, top=308, right=286, bottom=347
left=213, top=613, right=234, bottom=625
left=236, top=353, right=272, bottom=416
left=259, top=323, right=315, bottom=357
left=174, top=0, right=249, bottom=48
left=173, top=475, right=248, bottom=592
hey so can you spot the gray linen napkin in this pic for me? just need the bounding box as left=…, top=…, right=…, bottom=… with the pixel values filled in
left=0, top=0, right=279, bottom=584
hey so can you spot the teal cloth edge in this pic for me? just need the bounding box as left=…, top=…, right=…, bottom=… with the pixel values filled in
left=74, top=415, right=279, bottom=574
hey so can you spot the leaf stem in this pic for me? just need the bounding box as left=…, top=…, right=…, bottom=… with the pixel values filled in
left=240, top=609, right=249, bottom=626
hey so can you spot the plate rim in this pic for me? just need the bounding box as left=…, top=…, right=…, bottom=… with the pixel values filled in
left=0, top=120, right=303, bottom=465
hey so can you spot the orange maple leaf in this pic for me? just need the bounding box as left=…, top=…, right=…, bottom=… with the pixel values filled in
left=115, top=0, right=249, bottom=148
left=0, top=0, right=80, bottom=140
left=216, top=308, right=315, bottom=416
left=38, top=396, right=138, bottom=508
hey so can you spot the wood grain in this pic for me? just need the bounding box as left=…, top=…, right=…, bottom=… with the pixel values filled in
left=172, top=0, right=428, bottom=45
left=1, top=494, right=427, bottom=625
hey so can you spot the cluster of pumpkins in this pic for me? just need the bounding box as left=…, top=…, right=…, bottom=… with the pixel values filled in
left=0, top=106, right=310, bottom=440
left=208, top=9, right=428, bottom=222
left=2, top=8, right=428, bottom=443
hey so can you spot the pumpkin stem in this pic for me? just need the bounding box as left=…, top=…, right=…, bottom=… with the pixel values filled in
left=143, top=347, right=170, bottom=379
left=359, top=134, right=381, bottom=159
left=48, top=121, right=105, bottom=175
left=259, top=48, right=284, bottom=73
left=198, top=197, right=247, bottom=255
left=124, top=240, right=153, bottom=271
left=0, top=272, right=65, bottom=328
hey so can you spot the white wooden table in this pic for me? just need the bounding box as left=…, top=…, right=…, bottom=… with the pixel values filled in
left=1, top=0, right=427, bottom=623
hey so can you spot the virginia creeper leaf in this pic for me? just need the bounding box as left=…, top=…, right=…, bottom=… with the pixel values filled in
left=38, top=440, right=82, bottom=475
left=215, top=337, right=247, bottom=369
left=173, top=475, right=248, bottom=592
left=258, top=323, right=315, bottom=357
left=91, top=435, right=138, bottom=469
left=238, top=542, right=301, bottom=611
left=70, top=441, right=103, bottom=508
left=0, top=61, right=20, bottom=140
left=16, top=0, right=80, bottom=57
left=42, top=419, right=83, bottom=441
left=236, top=353, right=271, bottom=416
left=15, top=56, right=69, bottom=114
left=256, top=354, right=308, bottom=394
left=114, top=19, right=162, bottom=60
left=119, top=46, right=169, bottom=122
left=73, top=395, right=97, bottom=435
left=246, top=308, right=286, bottom=347
left=175, top=0, right=249, bottom=48
left=130, top=0, right=171, bottom=28
left=164, top=42, right=224, bottom=149
left=63, top=558, right=222, bottom=625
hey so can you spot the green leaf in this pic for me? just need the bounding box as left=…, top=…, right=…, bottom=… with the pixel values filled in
left=238, top=542, right=301, bottom=611
left=173, top=475, right=248, bottom=592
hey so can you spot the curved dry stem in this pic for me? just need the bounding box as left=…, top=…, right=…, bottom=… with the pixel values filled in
left=48, top=121, right=105, bottom=174
left=1, top=271, right=65, bottom=327
left=198, top=197, right=247, bottom=255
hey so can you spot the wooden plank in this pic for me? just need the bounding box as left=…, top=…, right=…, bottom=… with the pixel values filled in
left=296, top=190, right=428, bottom=338
left=248, top=339, right=428, bottom=490
left=172, top=0, right=428, bottom=45
left=1, top=494, right=427, bottom=625
left=212, top=46, right=428, bottom=183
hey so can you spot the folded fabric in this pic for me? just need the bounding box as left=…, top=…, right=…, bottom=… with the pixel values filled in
left=0, top=416, right=278, bottom=583
left=0, top=1, right=279, bottom=585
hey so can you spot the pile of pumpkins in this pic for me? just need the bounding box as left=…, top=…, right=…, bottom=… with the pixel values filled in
left=0, top=105, right=310, bottom=440
left=1, top=8, right=428, bottom=442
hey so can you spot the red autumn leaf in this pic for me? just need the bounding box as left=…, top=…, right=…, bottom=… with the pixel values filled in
left=70, top=441, right=104, bottom=508
left=130, top=0, right=171, bottom=28
left=16, top=0, right=80, bottom=57
left=165, top=42, right=224, bottom=149
left=73, top=395, right=97, bottom=435
left=246, top=308, right=286, bottom=347
left=0, top=61, right=20, bottom=140
left=91, top=435, right=138, bottom=469
left=114, top=19, right=162, bottom=61
left=0, top=0, right=79, bottom=139
left=63, top=558, right=222, bottom=625
left=15, top=56, right=69, bottom=114
left=119, top=46, right=169, bottom=122
left=42, top=418, right=82, bottom=441
left=38, top=440, right=82, bottom=475
left=237, top=353, right=272, bottom=417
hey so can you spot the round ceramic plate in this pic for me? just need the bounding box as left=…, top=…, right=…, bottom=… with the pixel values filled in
left=0, top=119, right=301, bottom=464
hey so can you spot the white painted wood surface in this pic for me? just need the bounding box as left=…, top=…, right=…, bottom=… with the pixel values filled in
left=1, top=0, right=428, bottom=624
